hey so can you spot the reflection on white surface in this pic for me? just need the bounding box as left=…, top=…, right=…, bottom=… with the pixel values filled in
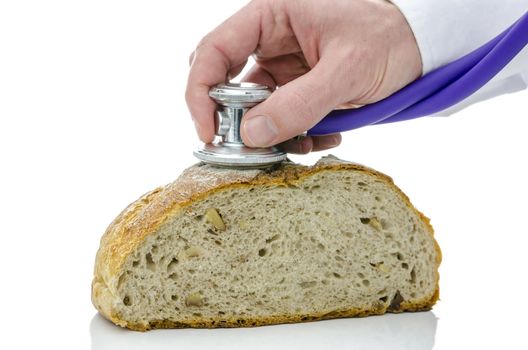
left=90, top=311, right=437, bottom=350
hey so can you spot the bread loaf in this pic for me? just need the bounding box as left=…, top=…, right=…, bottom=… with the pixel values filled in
left=91, top=155, right=441, bottom=331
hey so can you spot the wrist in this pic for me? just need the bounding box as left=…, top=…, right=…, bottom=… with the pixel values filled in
left=386, top=1, right=423, bottom=78
left=374, top=0, right=423, bottom=97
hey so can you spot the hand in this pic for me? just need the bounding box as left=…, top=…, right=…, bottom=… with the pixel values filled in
left=186, top=0, right=422, bottom=154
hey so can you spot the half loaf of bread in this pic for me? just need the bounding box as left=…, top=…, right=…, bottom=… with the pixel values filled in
left=92, top=155, right=441, bottom=331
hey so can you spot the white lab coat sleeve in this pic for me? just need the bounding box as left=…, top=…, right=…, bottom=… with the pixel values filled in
left=390, top=0, right=528, bottom=116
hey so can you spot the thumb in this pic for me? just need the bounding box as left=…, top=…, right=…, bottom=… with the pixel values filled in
left=240, top=61, right=342, bottom=147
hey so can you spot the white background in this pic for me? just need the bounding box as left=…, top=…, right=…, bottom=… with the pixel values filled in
left=1, top=1, right=527, bottom=349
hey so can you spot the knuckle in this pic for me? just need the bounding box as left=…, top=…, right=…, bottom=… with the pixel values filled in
left=195, top=33, right=215, bottom=52
left=195, top=38, right=208, bottom=52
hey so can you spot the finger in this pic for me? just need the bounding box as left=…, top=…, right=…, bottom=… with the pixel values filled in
left=240, top=57, right=344, bottom=147
left=277, top=136, right=314, bottom=155
left=227, top=59, right=248, bottom=80
left=253, top=53, right=309, bottom=86
left=241, top=65, right=277, bottom=90
left=278, top=134, right=341, bottom=154
left=311, top=133, right=342, bottom=151
left=185, top=2, right=263, bottom=143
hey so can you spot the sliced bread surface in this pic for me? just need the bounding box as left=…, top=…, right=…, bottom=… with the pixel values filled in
left=92, top=156, right=441, bottom=331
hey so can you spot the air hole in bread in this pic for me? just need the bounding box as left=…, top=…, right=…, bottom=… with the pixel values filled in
left=123, top=295, right=131, bottom=306
left=410, top=268, right=416, bottom=284
left=265, top=234, right=280, bottom=243
left=258, top=248, right=267, bottom=257
left=388, top=291, right=404, bottom=311
left=145, top=253, right=155, bottom=271
left=167, top=258, right=178, bottom=273
left=299, top=281, right=316, bottom=288
left=362, top=280, right=370, bottom=287
left=207, top=229, right=217, bottom=236
left=393, top=252, right=404, bottom=261
left=360, top=218, right=370, bottom=224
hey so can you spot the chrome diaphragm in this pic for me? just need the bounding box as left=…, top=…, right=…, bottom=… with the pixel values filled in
left=193, top=82, right=287, bottom=168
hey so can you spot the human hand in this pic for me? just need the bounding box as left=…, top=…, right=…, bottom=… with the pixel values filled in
left=186, top=0, right=422, bottom=154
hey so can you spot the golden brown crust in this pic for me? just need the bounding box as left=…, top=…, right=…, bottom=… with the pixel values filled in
left=92, top=155, right=441, bottom=330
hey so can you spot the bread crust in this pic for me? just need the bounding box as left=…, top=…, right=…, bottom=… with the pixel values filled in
left=92, top=156, right=441, bottom=330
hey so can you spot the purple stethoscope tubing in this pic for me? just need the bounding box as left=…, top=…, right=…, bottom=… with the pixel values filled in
left=308, top=11, right=528, bottom=135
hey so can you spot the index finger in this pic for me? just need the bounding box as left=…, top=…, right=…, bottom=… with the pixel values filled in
left=185, top=1, right=263, bottom=143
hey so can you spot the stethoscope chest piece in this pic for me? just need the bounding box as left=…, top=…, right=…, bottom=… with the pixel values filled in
left=193, top=82, right=287, bottom=168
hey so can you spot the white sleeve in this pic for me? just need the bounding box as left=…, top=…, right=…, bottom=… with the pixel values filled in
left=390, top=0, right=528, bottom=116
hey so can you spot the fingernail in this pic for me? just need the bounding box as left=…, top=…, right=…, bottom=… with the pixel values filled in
left=243, top=115, right=278, bottom=147
left=320, top=135, right=341, bottom=148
